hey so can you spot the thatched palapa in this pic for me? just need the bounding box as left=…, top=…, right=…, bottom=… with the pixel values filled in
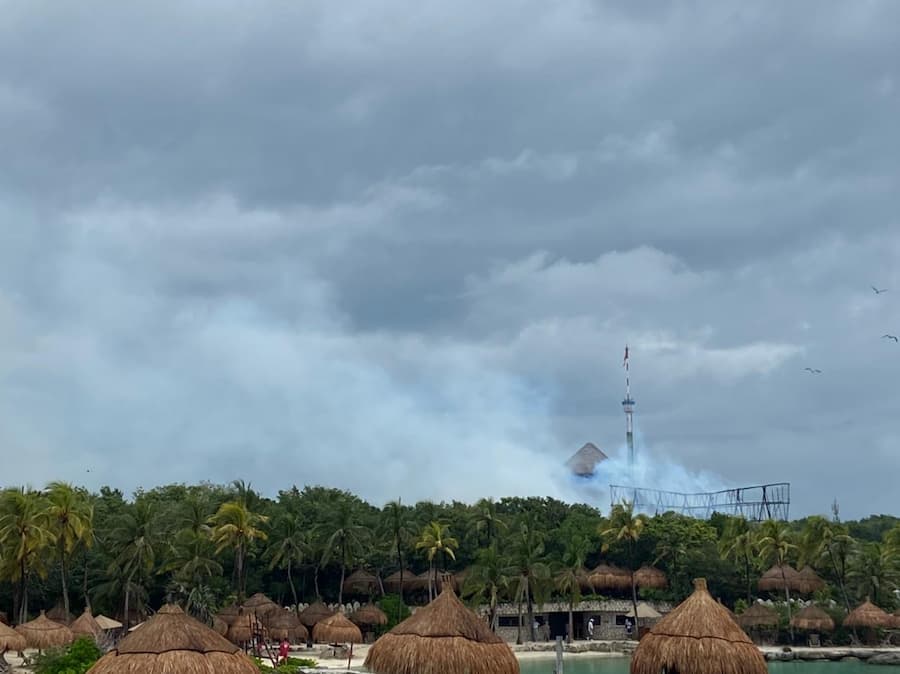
left=634, top=566, right=668, bottom=590
left=212, top=616, right=229, bottom=636
left=384, top=569, right=416, bottom=594
left=631, top=578, right=767, bottom=674
left=364, top=575, right=518, bottom=674
left=0, top=621, right=26, bottom=653
left=736, top=603, right=779, bottom=629
left=47, top=605, right=73, bottom=625
left=226, top=610, right=265, bottom=644
left=313, top=613, right=362, bottom=644
left=267, top=610, right=308, bottom=642
left=795, top=566, right=826, bottom=594
left=217, top=604, right=241, bottom=625
left=566, top=442, right=608, bottom=477
left=242, top=593, right=279, bottom=618
left=843, top=598, right=893, bottom=628
left=791, top=605, right=835, bottom=632
left=15, top=611, right=75, bottom=650
left=95, top=615, right=123, bottom=631
left=351, top=603, right=388, bottom=627
left=342, top=569, right=378, bottom=596
left=86, top=604, right=258, bottom=674
left=588, top=563, right=631, bottom=592
left=71, top=608, right=103, bottom=639
left=757, top=564, right=799, bottom=592
left=298, top=601, right=334, bottom=628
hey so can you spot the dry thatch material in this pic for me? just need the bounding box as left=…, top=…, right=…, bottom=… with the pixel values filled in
left=631, top=579, right=766, bottom=674
left=212, top=616, right=229, bottom=636
left=791, top=605, right=835, bottom=632
left=217, top=604, right=241, bottom=626
left=626, top=602, right=662, bottom=620
left=843, top=599, right=893, bottom=629
left=588, top=563, right=631, bottom=592
left=343, top=569, right=378, bottom=596
left=351, top=603, right=389, bottom=627
left=312, top=613, right=362, bottom=644
left=86, top=604, right=258, bottom=674
left=0, top=621, right=26, bottom=653
left=15, top=612, right=75, bottom=650
left=757, top=564, right=799, bottom=592
left=267, top=610, right=308, bottom=643
left=566, top=442, right=608, bottom=477
left=736, top=603, right=779, bottom=629
left=46, top=605, right=73, bottom=625
left=95, top=615, right=123, bottom=631
left=634, top=566, right=668, bottom=590
left=298, top=601, right=334, bottom=628
left=242, top=593, right=279, bottom=617
left=71, top=609, right=102, bottom=639
left=794, top=566, right=826, bottom=594
left=364, top=576, right=518, bottom=674
left=226, top=611, right=265, bottom=644
left=576, top=567, right=594, bottom=592
left=384, top=569, right=416, bottom=594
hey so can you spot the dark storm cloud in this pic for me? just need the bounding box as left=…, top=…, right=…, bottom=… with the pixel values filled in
left=1, top=0, right=899, bottom=516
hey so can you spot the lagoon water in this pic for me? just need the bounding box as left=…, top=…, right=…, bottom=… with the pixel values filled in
left=519, top=657, right=900, bottom=674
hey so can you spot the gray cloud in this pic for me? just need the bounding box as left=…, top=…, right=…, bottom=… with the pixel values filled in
left=2, top=0, right=900, bottom=517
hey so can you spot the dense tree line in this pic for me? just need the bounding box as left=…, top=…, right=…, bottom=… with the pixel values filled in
left=1, top=481, right=898, bottom=644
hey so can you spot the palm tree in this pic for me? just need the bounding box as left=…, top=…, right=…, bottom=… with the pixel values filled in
left=556, top=534, right=590, bottom=643
left=720, top=517, right=756, bottom=604
left=509, top=521, right=550, bottom=644
left=463, top=545, right=513, bottom=632
left=601, top=501, right=645, bottom=638
left=800, top=515, right=854, bottom=612
left=108, top=500, right=159, bottom=629
left=470, top=498, right=507, bottom=549
left=267, top=514, right=309, bottom=613
left=382, top=499, right=415, bottom=602
left=415, top=522, right=459, bottom=602
left=45, top=482, right=94, bottom=618
left=0, top=487, right=55, bottom=624
left=321, top=500, right=370, bottom=605
left=209, top=500, right=269, bottom=603
left=848, top=542, right=900, bottom=606
left=757, top=519, right=797, bottom=641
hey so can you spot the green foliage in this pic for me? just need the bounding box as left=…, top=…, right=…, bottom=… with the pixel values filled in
left=254, top=655, right=318, bottom=672
left=379, top=593, right=412, bottom=631
left=31, top=637, right=101, bottom=674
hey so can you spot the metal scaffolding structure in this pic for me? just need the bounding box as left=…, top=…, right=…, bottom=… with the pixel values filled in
left=609, top=482, right=790, bottom=521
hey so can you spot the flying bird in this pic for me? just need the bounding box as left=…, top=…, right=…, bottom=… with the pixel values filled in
left=804, top=367, right=822, bottom=374
left=883, top=334, right=899, bottom=342
left=872, top=286, right=888, bottom=294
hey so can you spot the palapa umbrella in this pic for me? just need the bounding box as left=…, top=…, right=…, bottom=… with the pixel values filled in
left=634, top=566, right=668, bottom=590
left=736, top=603, right=779, bottom=629
left=384, top=569, right=416, bottom=594
left=217, top=604, right=241, bottom=625
left=351, top=603, right=389, bottom=627
left=843, top=598, right=893, bottom=629
left=631, top=578, right=766, bottom=674
left=588, top=563, right=632, bottom=592
left=47, top=605, right=73, bottom=625
left=267, top=610, right=308, bottom=643
left=95, top=615, right=123, bottom=631
left=791, top=605, right=835, bottom=632
left=298, top=600, right=334, bottom=628
left=626, top=602, right=663, bottom=620
left=365, top=574, right=518, bottom=674
left=757, top=564, right=799, bottom=592
left=86, top=604, right=258, bottom=674
left=227, top=610, right=265, bottom=645
left=212, top=616, right=229, bottom=636
left=0, top=621, right=26, bottom=654
left=576, top=567, right=594, bottom=592
left=342, top=569, right=379, bottom=597
left=795, top=566, right=826, bottom=594
left=71, top=608, right=103, bottom=639
left=242, top=593, right=279, bottom=619
left=312, top=613, right=362, bottom=644
left=15, top=611, right=75, bottom=651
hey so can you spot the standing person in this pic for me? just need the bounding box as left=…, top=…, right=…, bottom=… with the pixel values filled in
left=587, top=617, right=595, bottom=640
left=278, top=637, right=290, bottom=665
left=625, top=617, right=634, bottom=639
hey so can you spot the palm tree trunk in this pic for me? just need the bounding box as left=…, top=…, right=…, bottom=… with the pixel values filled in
left=83, top=553, right=91, bottom=610
left=19, top=560, right=28, bottom=625
left=827, top=547, right=852, bottom=612
left=490, top=588, right=498, bottom=633
left=780, top=567, right=793, bottom=642
left=629, top=544, right=639, bottom=640
left=396, top=545, right=404, bottom=603
left=236, top=546, right=245, bottom=603
left=338, top=563, right=346, bottom=606
left=568, top=600, right=574, bottom=644
left=516, top=594, right=523, bottom=645
left=124, top=569, right=135, bottom=630
left=60, top=543, right=70, bottom=618
left=745, top=554, right=752, bottom=604
left=526, top=582, right=535, bottom=642
left=287, top=560, right=299, bottom=614
left=314, top=563, right=321, bottom=600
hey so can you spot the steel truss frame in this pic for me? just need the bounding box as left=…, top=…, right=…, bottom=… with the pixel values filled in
left=609, top=482, right=790, bottom=521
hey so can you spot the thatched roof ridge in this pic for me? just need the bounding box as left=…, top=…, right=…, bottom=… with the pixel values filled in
left=95, top=615, right=123, bottom=631
left=736, top=603, right=779, bottom=628
left=588, top=563, right=631, bottom=591
left=634, top=566, right=668, bottom=590
left=0, top=621, right=26, bottom=653
left=791, top=605, right=835, bottom=632
left=312, top=612, right=362, bottom=644
left=15, top=611, right=75, bottom=650
left=844, top=599, right=893, bottom=628
left=351, top=603, right=389, bottom=626
left=242, top=593, right=279, bottom=615
left=364, top=578, right=518, bottom=674
left=298, top=600, right=334, bottom=627
left=631, top=579, right=766, bottom=674
left=794, top=566, right=826, bottom=594
left=71, top=609, right=102, bottom=638
left=566, top=442, right=608, bottom=476
left=757, top=564, right=799, bottom=592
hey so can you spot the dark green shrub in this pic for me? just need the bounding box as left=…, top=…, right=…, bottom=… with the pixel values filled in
left=32, top=637, right=102, bottom=674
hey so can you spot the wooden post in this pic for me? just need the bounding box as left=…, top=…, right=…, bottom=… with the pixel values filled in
left=554, top=635, right=564, bottom=674
left=347, top=642, right=353, bottom=671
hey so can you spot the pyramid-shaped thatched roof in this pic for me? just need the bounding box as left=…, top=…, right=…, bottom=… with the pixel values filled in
left=71, top=608, right=102, bottom=638
left=313, top=612, right=362, bottom=644
left=242, top=593, right=279, bottom=616
left=634, top=566, right=668, bottom=590
left=0, top=621, right=26, bottom=653
left=791, top=605, right=835, bottom=632
left=298, top=601, right=334, bottom=628
left=736, top=603, right=779, bottom=628
left=95, top=615, right=123, bottom=631
left=566, top=442, right=608, bottom=477
left=351, top=603, right=389, bottom=627
left=86, top=604, right=258, bottom=674
left=365, top=575, right=518, bottom=674
left=384, top=568, right=416, bottom=593
left=757, top=564, right=799, bottom=592
left=631, top=579, right=766, bottom=674
left=844, top=599, right=893, bottom=628
left=267, top=610, right=308, bottom=642
left=15, top=611, right=74, bottom=650
left=794, top=566, right=826, bottom=594
left=342, top=569, right=378, bottom=595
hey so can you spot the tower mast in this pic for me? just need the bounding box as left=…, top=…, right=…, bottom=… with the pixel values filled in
left=622, top=345, right=635, bottom=468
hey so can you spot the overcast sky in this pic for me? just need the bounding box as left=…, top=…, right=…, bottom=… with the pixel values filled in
left=2, top=1, right=899, bottom=519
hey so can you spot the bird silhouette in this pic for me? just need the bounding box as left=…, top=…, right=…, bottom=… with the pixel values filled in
left=804, top=367, right=823, bottom=374
left=872, top=286, right=888, bottom=294
left=883, top=334, right=899, bottom=342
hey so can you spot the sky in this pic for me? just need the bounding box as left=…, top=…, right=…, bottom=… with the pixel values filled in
left=1, top=1, right=899, bottom=519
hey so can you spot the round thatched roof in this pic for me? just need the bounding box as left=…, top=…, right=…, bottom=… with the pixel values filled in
left=15, top=611, right=75, bottom=650
left=95, top=615, right=123, bottom=631
left=343, top=569, right=379, bottom=596
left=757, top=564, right=799, bottom=592
left=0, top=621, right=26, bottom=653
left=575, top=567, right=594, bottom=592
left=312, top=612, right=362, bottom=644
left=86, top=604, right=257, bottom=674
left=46, top=605, right=73, bottom=625
left=736, top=603, right=779, bottom=629
left=351, top=603, right=389, bottom=627
left=298, top=601, right=334, bottom=628
left=844, top=599, right=893, bottom=629
left=71, top=608, right=102, bottom=639
left=791, top=605, right=835, bottom=632
left=226, top=610, right=265, bottom=644
left=794, top=566, right=826, bottom=594
left=384, top=569, right=416, bottom=593
left=631, top=579, right=767, bottom=674
left=217, top=604, right=241, bottom=625
left=242, top=593, right=279, bottom=617
left=364, top=576, right=518, bottom=674
left=588, top=563, right=631, bottom=591
left=634, top=566, right=668, bottom=590
left=212, top=616, right=229, bottom=636
left=267, top=610, right=309, bottom=642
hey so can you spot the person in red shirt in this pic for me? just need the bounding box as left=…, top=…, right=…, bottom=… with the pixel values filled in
left=278, top=637, right=290, bottom=664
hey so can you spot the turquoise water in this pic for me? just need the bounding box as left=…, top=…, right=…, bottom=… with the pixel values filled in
left=519, top=657, right=900, bottom=674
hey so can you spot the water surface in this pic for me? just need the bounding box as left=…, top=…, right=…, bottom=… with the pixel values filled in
left=519, top=657, right=900, bottom=674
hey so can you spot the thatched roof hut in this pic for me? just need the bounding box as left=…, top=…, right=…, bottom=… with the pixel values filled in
left=226, top=611, right=265, bottom=644
left=212, top=616, right=229, bottom=636
left=46, top=605, right=73, bottom=625
left=795, top=566, right=826, bottom=594
left=342, top=569, right=379, bottom=596
left=15, top=611, right=75, bottom=650
left=217, top=604, right=241, bottom=625
left=384, top=569, right=416, bottom=594
left=351, top=603, right=389, bottom=627
left=242, top=593, right=279, bottom=617
left=791, top=605, right=835, bottom=632
left=626, top=602, right=662, bottom=620
left=298, top=601, right=334, bottom=628
left=566, top=442, right=608, bottom=477
left=588, top=563, right=631, bottom=592
left=757, top=564, right=799, bottom=592
left=631, top=579, right=767, bottom=674
left=267, top=610, right=308, bottom=643
left=634, top=566, right=668, bottom=590
left=576, top=567, right=594, bottom=592
left=86, top=604, right=258, bottom=674
left=71, top=608, right=102, bottom=639
left=95, top=615, right=123, bottom=631
left=312, top=613, right=362, bottom=645
left=736, top=603, right=779, bottom=629
left=0, top=622, right=26, bottom=653
left=843, top=599, right=893, bottom=629
left=364, top=575, right=518, bottom=674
